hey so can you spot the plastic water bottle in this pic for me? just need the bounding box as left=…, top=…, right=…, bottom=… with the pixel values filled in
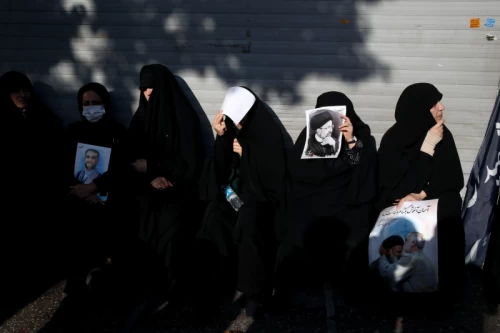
left=222, top=185, right=244, bottom=211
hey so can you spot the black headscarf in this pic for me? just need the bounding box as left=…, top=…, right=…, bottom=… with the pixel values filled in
left=200, top=87, right=286, bottom=204
left=377, top=83, right=463, bottom=210
left=0, top=71, right=34, bottom=112
left=127, top=64, right=203, bottom=184
left=0, top=71, right=63, bottom=193
left=288, top=91, right=377, bottom=205
left=77, top=82, right=111, bottom=116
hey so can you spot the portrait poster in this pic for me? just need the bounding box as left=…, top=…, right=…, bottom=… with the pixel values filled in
left=74, top=143, right=112, bottom=201
left=301, top=106, right=346, bottom=159
left=368, top=199, right=439, bottom=293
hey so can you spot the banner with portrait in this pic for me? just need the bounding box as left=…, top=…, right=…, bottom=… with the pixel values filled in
left=368, top=199, right=439, bottom=292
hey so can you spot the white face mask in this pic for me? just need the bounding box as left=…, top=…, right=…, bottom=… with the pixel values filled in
left=82, top=105, right=106, bottom=123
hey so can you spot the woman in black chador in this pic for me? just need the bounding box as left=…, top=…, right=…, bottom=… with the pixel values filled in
left=277, top=92, right=377, bottom=305
left=0, top=71, right=65, bottom=309
left=376, top=83, right=465, bottom=306
left=124, top=64, right=204, bottom=308
left=198, top=87, right=287, bottom=330
left=63, top=82, right=129, bottom=297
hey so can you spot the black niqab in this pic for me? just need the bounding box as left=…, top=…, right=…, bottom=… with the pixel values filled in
left=128, top=64, right=203, bottom=184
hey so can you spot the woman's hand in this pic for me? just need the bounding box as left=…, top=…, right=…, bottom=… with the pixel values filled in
left=212, top=110, right=227, bottom=136
left=85, top=193, right=106, bottom=205
left=132, top=159, right=147, bottom=173
left=339, top=115, right=354, bottom=142
left=394, top=191, right=427, bottom=209
left=151, top=177, right=174, bottom=190
left=429, top=119, right=444, bottom=139
left=233, top=139, right=242, bottom=156
left=68, top=183, right=97, bottom=199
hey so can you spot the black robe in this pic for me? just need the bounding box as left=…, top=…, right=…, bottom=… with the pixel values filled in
left=198, top=87, right=287, bottom=300
left=376, top=83, right=464, bottom=303
left=63, top=97, right=129, bottom=291
left=0, top=71, right=65, bottom=310
left=124, top=64, right=204, bottom=295
left=281, top=92, right=377, bottom=287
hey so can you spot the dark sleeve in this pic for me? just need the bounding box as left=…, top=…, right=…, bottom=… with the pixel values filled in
left=239, top=133, right=286, bottom=206
left=147, top=113, right=203, bottom=184
left=345, top=139, right=365, bottom=167
left=62, top=124, right=80, bottom=187
left=344, top=136, right=378, bottom=206
left=415, top=151, right=434, bottom=192
left=424, top=129, right=463, bottom=198
left=42, top=107, right=67, bottom=197
left=199, top=133, right=236, bottom=201
left=93, top=125, right=129, bottom=193
left=214, top=134, right=235, bottom=185
left=377, top=143, right=434, bottom=210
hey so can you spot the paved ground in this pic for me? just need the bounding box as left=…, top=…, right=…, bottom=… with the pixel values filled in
left=1, top=269, right=499, bottom=333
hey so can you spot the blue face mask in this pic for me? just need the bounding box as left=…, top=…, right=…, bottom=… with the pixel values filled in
left=82, top=105, right=105, bottom=123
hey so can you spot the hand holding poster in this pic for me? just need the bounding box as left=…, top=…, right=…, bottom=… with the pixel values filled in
left=74, top=142, right=112, bottom=201
left=369, top=199, right=439, bottom=293
left=301, top=106, right=346, bottom=159
left=221, top=87, right=256, bottom=126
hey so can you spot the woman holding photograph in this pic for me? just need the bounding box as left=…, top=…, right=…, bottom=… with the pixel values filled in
left=123, top=64, right=204, bottom=318
left=63, top=82, right=129, bottom=298
left=198, top=87, right=287, bottom=331
left=276, top=91, right=377, bottom=306
left=376, top=83, right=464, bottom=307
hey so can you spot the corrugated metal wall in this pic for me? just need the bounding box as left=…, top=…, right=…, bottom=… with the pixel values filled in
left=1, top=0, right=500, bottom=188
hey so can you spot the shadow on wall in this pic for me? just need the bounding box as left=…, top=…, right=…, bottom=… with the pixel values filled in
left=1, top=0, right=389, bottom=129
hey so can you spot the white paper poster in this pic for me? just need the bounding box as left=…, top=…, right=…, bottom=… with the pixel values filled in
left=221, top=87, right=256, bottom=126
left=301, top=106, right=346, bottom=159
left=369, top=199, right=439, bottom=293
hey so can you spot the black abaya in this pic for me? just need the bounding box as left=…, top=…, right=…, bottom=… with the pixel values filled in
left=279, top=92, right=377, bottom=289
left=0, top=71, right=65, bottom=308
left=376, top=83, right=465, bottom=302
left=198, top=87, right=287, bottom=305
left=63, top=82, right=129, bottom=294
left=125, top=64, right=204, bottom=297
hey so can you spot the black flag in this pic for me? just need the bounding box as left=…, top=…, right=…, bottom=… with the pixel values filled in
left=463, top=91, right=500, bottom=267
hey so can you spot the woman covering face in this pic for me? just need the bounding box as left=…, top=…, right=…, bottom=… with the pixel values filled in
left=124, top=64, right=204, bottom=308
left=198, top=87, right=287, bottom=328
